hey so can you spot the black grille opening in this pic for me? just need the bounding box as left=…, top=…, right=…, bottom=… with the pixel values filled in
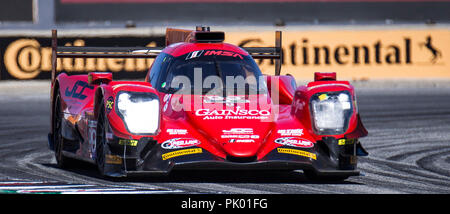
left=138, top=138, right=157, bottom=160
left=226, top=155, right=257, bottom=163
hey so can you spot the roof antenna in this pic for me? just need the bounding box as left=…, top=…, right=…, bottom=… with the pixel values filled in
left=196, top=26, right=210, bottom=32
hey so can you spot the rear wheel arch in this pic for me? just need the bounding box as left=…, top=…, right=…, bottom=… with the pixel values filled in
left=52, top=84, right=76, bottom=168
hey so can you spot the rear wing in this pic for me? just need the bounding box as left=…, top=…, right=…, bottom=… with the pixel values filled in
left=243, top=31, right=282, bottom=76
left=51, top=27, right=283, bottom=83
left=50, top=29, right=163, bottom=83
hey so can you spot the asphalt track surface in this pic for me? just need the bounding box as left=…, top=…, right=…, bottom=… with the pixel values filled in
left=0, top=80, right=449, bottom=194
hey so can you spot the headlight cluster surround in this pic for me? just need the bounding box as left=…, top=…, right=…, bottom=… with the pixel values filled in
left=310, top=90, right=353, bottom=135
left=115, top=91, right=160, bottom=135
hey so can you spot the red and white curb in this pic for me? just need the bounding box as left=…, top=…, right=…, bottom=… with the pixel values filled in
left=0, top=180, right=183, bottom=194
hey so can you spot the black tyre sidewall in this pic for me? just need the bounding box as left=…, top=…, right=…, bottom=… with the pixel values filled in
left=53, top=92, right=67, bottom=168
left=96, top=100, right=107, bottom=176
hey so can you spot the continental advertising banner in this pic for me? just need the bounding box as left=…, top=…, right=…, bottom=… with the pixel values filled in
left=0, top=36, right=164, bottom=80
left=226, top=28, right=450, bottom=80
left=0, top=28, right=448, bottom=80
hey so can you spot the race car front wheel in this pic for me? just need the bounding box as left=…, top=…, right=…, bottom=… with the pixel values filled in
left=53, top=92, right=73, bottom=168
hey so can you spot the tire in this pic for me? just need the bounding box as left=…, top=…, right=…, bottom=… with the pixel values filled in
left=95, top=100, right=108, bottom=176
left=53, top=91, right=73, bottom=168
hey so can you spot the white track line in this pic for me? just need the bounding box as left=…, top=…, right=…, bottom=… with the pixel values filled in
left=17, top=188, right=184, bottom=194
left=0, top=180, right=184, bottom=194
left=0, top=184, right=96, bottom=190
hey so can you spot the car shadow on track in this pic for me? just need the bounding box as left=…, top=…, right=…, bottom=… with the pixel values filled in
left=129, top=170, right=363, bottom=185
left=42, top=162, right=362, bottom=185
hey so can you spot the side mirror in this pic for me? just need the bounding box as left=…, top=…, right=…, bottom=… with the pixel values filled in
left=314, top=72, right=336, bottom=81
left=88, top=72, right=112, bottom=85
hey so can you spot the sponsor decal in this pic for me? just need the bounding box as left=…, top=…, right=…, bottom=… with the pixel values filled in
left=221, top=128, right=259, bottom=139
left=163, top=94, right=172, bottom=103
left=162, top=148, right=202, bottom=160
left=195, top=106, right=270, bottom=120
left=118, top=139, right=138, bottom=147
left=166, top=128, right=188, bottom=135
left=106, top=96, right=114, bottom=113
left=203, top=96, right=250, bottom=106
left=221, top=135, right=259, bottom=139
left=275, top=137, right=314, bottom=148
left=318, top=94, right=328, bottom=101
left=105, top=154, right=123, bottom=164
left=185, top=50, right=243, bottom=60
left=223, top=128, right=253, bottom=134
left=185, top=50, right=204, bottom=60
left=338, top=138, right=356, bottom=146
left=277, top=129, right=303, bottom=136
left=195, top=107, right=270, bottom=116
left=277, top=148, right=317, bottom=160
left=161, top=138, right=200, bottom=149
left=162, top=94, right=172, bottom=112
left=65, top=80, right=94, bottom=100
left=204, top=50, right=243, bottom=59
left=228, top=139, right=255, bottom=143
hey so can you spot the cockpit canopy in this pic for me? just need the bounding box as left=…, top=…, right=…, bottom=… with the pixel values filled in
left=148, top=49, right=267, bottom=95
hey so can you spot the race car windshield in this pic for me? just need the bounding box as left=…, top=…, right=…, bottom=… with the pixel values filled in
left=160, top=50, right=267, bottom=95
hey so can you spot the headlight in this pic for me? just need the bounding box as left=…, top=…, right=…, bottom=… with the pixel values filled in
left=116, top=92, right=160, bottom=134
left=310, top=91, right=353, bottom=135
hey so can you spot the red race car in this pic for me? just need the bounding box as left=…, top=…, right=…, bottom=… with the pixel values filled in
left=48, top=26, right=368, bottom=180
